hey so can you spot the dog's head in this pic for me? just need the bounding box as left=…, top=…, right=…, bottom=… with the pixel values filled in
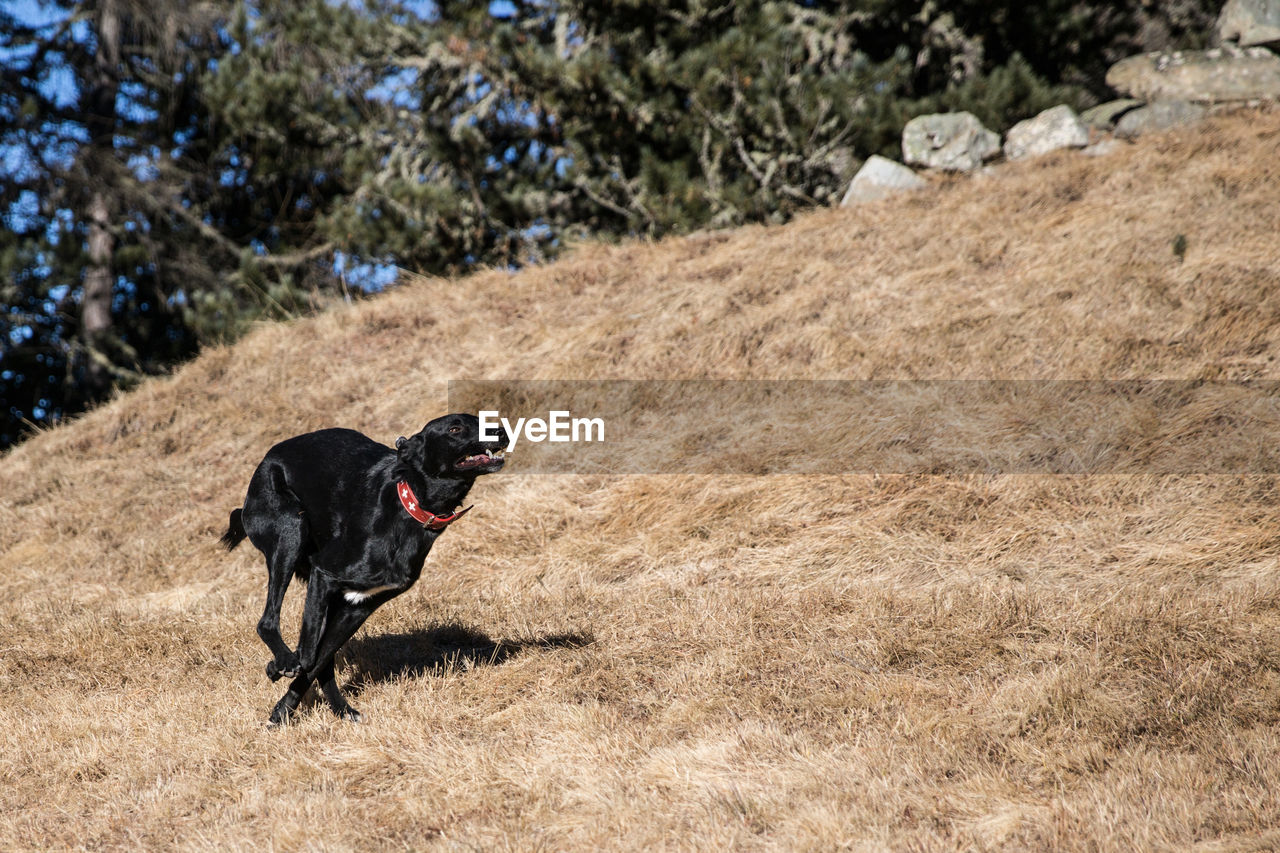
left=396, top=413, right=507, bottom=479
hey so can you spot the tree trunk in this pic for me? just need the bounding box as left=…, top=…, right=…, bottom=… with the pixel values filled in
left=81, top=0, right=120, bottom=397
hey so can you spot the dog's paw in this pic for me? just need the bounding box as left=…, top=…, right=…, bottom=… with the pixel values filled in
left=265, top=658, right=301, bottom=682
left=338, top=706, right=363, bottom=723
left=268, top=703, right=296, bottom=728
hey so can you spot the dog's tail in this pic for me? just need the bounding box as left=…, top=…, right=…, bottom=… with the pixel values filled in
left=219, top=508, right=247, bottom=551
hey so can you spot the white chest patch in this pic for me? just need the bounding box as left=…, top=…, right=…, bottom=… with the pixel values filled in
left=344, top=584, right=399, bottom=604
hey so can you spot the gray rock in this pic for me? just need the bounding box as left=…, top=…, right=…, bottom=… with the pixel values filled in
left=840, top=155, right=927, bottom=206
left=1219, top=0, right=1280, bottom=48
left=1079, top=99, right=1144, bottom=130
left=1003, top=105, right=1090, bottom=160
left=1113, top=100, right=1209, bottom=139
left=1106, top=47, right=1280, bottom=104
left=1081, top=139, right=1124, bottom=157
left=901, top=112, right=1001, bottom=172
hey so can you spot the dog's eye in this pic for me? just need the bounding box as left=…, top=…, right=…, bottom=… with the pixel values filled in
left=448, top=426, right=462, bottom=434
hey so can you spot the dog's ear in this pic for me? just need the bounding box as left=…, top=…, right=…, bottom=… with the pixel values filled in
left=396, top=433, right=417, bottom=460
left=395, top=431, right=431, bottom=474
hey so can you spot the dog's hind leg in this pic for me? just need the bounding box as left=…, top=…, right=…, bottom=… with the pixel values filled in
left=257, top=533, right=308, bottom=681
left=244, top=465, right=313, bottom=681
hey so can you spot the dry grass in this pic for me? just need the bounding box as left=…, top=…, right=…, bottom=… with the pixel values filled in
left=4, top=109, right=1280, bottom=850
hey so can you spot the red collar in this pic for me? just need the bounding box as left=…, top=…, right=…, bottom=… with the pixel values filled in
left=397, top=481, right=472, bottom=530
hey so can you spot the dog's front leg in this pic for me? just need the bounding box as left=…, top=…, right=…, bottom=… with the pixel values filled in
left=268, top=570, right=334, bottom=726
left=270, top=603, right=373, bottom=725
left=269, top=671, right=312, bottom=726
left=314, top=658, right=362, bottom=722
left=308, top=601, right=377, bottom=722
left=294, top=567, right=335, bottom=674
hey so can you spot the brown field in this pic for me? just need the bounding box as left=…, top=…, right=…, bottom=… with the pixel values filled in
left=4, top=109, right=1280, bottom=851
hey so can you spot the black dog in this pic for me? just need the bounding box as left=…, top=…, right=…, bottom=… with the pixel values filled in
left=220, top=413, right=506, bottom=725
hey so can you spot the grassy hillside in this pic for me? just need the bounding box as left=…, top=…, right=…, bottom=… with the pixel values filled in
left=3, top=108, right=1280, bottom=850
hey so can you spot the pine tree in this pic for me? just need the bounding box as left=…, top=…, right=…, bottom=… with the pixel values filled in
left=0, top=0, right=409, bottom=446
left=1, top=0, right=229, bottom=442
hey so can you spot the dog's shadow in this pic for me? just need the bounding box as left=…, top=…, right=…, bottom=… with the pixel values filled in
left=339, top=624, right=591, bottom=696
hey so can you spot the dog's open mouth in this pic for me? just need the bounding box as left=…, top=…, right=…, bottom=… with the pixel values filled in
left=455, top=448, right=505, bottom=472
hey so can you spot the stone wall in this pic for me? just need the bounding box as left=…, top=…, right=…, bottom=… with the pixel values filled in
left=842, top=0, right=1280, bottom=206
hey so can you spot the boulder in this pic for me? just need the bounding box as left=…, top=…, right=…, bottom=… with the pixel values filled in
left=1114, top=100, right=1208, bottom=139
left=1079, top=99, right=1144, bottom=130
left=1003, top=105, right=1089, bottom=160
left=901, top=112, right=1001, bottom=172
left=1218, top=0, right=1280, bottom=48
left=1081, top=139, right=1124, bottom=158
left=1106, top=47, right=1280, bottom=104
left=840, top=155, right=927, bottom=206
